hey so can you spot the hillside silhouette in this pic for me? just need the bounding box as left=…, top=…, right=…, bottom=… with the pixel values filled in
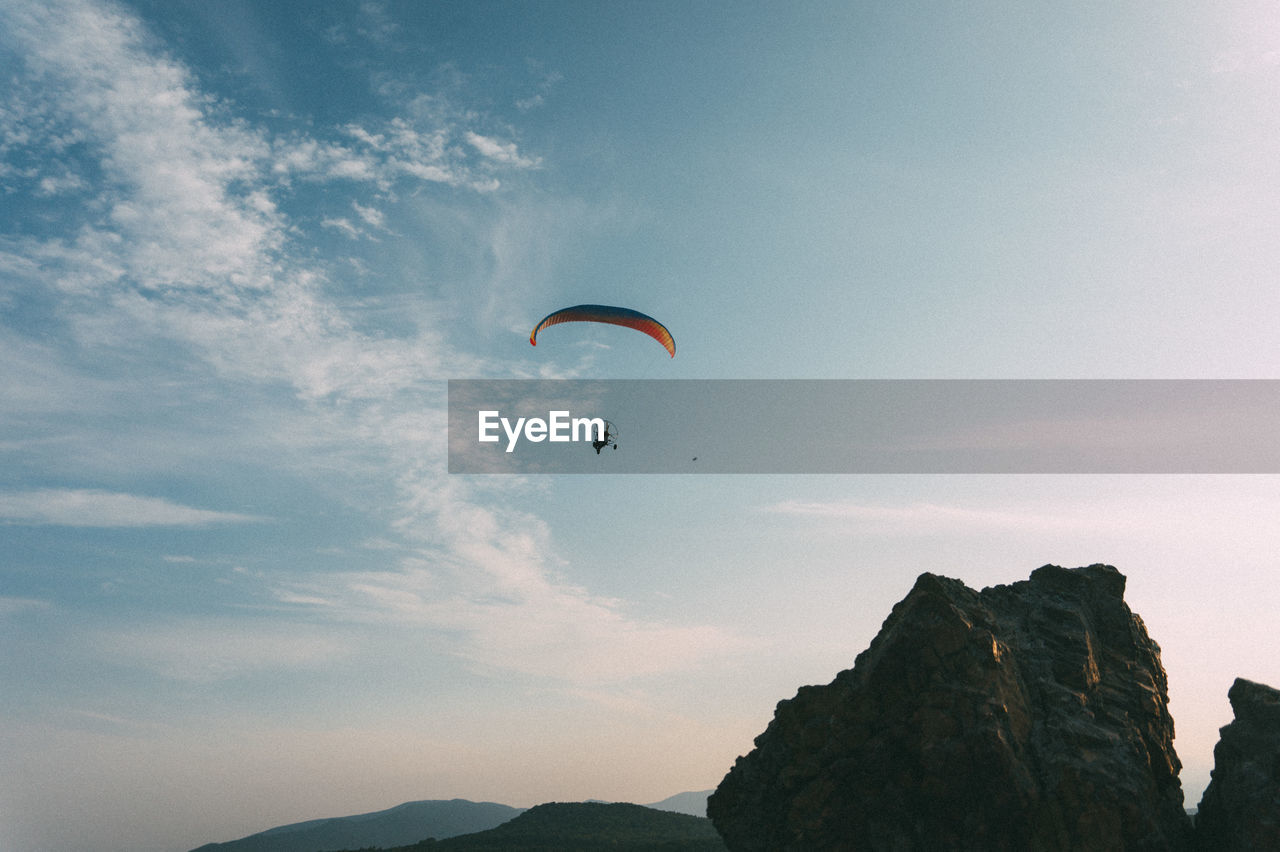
left=362, top=801, right=726, bottom=851
left=190, top=800, right=521, bottom=852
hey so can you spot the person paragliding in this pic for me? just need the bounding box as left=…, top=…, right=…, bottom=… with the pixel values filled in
left=529, top=306, right=651, bottom=457
left=592, top=420, right=619, bottom=453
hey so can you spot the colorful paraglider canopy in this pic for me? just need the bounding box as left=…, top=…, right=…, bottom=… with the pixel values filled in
left=529, top=304, right=675, bottom=357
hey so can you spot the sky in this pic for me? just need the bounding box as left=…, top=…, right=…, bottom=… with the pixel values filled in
left=2, top=1, right=1280, bottom=849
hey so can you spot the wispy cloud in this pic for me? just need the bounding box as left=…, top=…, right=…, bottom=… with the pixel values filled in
left=280, top=567, right=745, bottom=683
left=0, top=0, right=734, bottom=691
left=321, top=216, right=361, bottom=239
left=466, top=131, right=542, bottom=169
left=98, top=618, right=348, bottom=682
left=2, top=0, right=281, bottom=311
left=356, top=0, right=399, bottom=45
left=0, top=596, right=50, bottom=615
left=515, top=64, right=563, bottom=113
left=762, top=499, right=1121, bottom=535
left=273, top=120, right=495, bottom=190
left=274, top=479, right=746, bottom=683
left=319, top=202, right=389, bottom=242
left=1, top=0, right=539, bottom=317
left=0, top=489, right=262, bottom=527
left=352, top=201, right=386, bottom=229
left=0, top=0, right=536, bottom=405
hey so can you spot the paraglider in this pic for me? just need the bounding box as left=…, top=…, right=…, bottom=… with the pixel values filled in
left=592, top=419, right=619, bottom=453
left=530, top=304, right=675, bottom=357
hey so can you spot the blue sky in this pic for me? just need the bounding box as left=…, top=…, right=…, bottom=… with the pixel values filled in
left=3, top=1, right=1280, bottom=849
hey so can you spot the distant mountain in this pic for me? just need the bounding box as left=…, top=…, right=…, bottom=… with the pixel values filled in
left=643, top=790, right=712, bottom=817
left=189, top=799, right=522, bottom=852
left=375, top=801, right=727, bottom=851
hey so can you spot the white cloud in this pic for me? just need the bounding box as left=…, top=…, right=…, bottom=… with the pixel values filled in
left=0, top=489, right=263, bottom=527
left=266, top=119, right=527, bottom=192
left=36, top=169, right=86, bottom=196
left=4, top=0, right=281, bottom=298
left=466, top=131, right=541, bottom=168
left=321, top=216, right=361, bottom=239
left=352, top=200, right=385, bottom=229
left=1, top=0, right=731, bottom=692
left=2, top=0, right=540, bottom=331
left=319, top=204, right=387, bottom=242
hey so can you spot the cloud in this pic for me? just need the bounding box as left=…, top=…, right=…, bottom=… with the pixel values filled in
left=36, top=169, right=87, bottom=196
left=319, top=203, right=387, bottom=242
left=1, top=0, right=540, bottom=328
left=0, top=489, right=263, bottom=527
left=762, top=499, right=1118, bottom=535
left=3, top=0, right=281, bottom=299
left=466, top=131, right=541, bottom=168
left=0, top=0, right=734, bottom=691
left=352, top=200, right=385, bottom=229
left=0, top=596, right=50, bottom=615
left=267, top=120, right=530, bottom=192
left=321, top=216, right=361, bottom=239
left=273, top=480, right=747, bottom=684
left=356, top=0, right=399, bottom=44
left=516, top=63, right=563, bottom=112
left=98, top=618, right=348, bottom=682
left=281, top=564, right=744, bottom=683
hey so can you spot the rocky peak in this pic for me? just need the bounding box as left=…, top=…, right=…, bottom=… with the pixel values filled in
left=1194, top=677, right=1280, bottom=850
left=708, top=564, right=1191, bottom=851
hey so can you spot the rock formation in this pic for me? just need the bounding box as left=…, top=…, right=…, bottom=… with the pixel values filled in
left=1194, top=677, right=1280, bottom=850
left=708, top=564, right=1192, bottom=851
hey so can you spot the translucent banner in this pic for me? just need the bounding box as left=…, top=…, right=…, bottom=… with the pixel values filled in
left=448, top=380, right=1280, bottom=474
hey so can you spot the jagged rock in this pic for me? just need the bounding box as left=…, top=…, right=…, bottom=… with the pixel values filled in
left=1194, top=678, right=1280, bottom=850
left=708, top=564, right=1192, bottom=851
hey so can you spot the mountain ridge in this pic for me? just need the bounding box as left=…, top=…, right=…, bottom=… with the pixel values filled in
left=189, top=799, right=522, bottom=852
left=365, top=801, right=726, bottom=851
left=190, top=791, right=713, bottom=852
